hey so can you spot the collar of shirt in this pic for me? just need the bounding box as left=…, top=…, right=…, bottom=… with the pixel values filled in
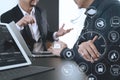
left=16, top=4, right=36, bottom=30
left=18, top=4, right=35, bottom=16
left=18, top=4, right=40, bottom=42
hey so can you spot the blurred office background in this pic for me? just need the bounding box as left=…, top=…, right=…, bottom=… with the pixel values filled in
left=59, top=0, right=86, bottom=48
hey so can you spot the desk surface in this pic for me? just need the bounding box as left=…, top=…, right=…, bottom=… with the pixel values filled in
left=18, top=57, right=87, bottom=80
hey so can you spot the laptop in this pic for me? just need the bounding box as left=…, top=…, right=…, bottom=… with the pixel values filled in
left=0, top=21, right=54, bottom=80
left=9, top=21, right=55, bottom=57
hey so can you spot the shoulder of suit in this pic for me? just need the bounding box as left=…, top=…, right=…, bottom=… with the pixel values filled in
left=1, top=5, right=19, bottom=16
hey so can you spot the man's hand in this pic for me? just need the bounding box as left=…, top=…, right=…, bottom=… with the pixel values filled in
left=56, top=24, right=73, bottom=37
left=16, top=15, right=35, bottom=27
left=78, top=36, right=100, bottom=63
left=48, top=41, right=67, bottom=56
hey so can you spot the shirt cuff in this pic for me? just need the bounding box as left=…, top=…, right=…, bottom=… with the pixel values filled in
left=16, top=24, right=24, bottom=31
left=53, top=32, right=59, bottom=41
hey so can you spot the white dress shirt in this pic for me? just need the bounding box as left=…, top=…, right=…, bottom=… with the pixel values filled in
left=16, top=4, right=58, bottom=52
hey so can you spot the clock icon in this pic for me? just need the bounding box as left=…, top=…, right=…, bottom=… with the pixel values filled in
left=79, top=31, right=107, bottom=60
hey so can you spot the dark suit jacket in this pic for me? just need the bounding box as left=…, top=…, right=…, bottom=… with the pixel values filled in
left=1, top=5, right=54, bottom=51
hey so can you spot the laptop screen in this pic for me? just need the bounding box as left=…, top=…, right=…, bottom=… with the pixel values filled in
left=0, top=22, right=31, bottom=70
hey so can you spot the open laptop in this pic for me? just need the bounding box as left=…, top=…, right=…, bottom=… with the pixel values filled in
left=9, top=21, right=55, bottom=58
left=0, top=21, right=54, bottom=80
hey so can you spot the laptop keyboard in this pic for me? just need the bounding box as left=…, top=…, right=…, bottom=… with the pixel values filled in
left=32, top=51, right=56, bottom=57
left=32, top=51, right=52, bottom=55
left=0, top=66, right=54, bottom=80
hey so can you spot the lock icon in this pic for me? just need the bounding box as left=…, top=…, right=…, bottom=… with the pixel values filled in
left=98, top=65, right=104, bottom=72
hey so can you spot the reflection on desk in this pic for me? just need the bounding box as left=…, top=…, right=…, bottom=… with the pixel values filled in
left=18, top=57, right=87, bottom=80
left=57, top=60, right=87, bottom=80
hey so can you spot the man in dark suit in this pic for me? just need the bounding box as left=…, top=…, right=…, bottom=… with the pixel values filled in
left=1, top=0, right=72, bottom=52
left=51, top=0, right=120, bottom=62
left=50, top=0, right=120, bottom=79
